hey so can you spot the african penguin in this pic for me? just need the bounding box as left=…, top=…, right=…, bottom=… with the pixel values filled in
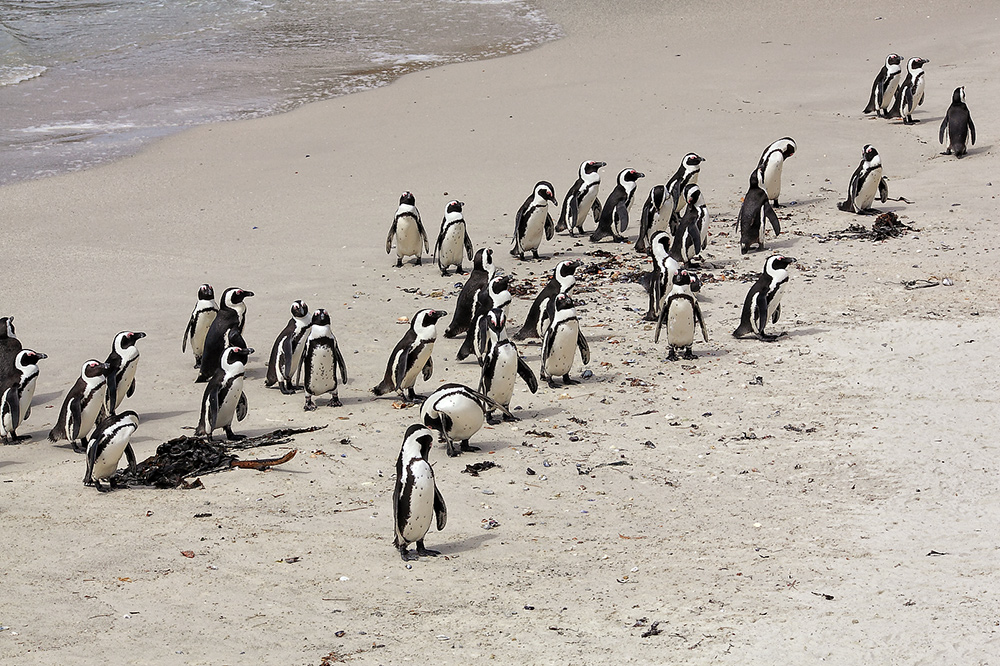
left=590, top=168, right=644, bottom=243
left=300, top=309, right=348, bottom=410
left=104, top=330, right=146, bottom=416
left=666, top=153, right=705, bottom=223
left=457, top=275, right=512, bottom=362
left=420, top=383, right=506, bottom=457
left=480, top=318, right=537, bottom=424
left=393, top=423, right=447, bottom=561
left=0, top=316, right=21, bottom=387
left=511, top=180, right=557, bottom=260
left=386, top=191, right=429, bottom=267
left=372, top=309, right=447, bottom=402
left=654, top=270, right=708, bottom=361
left=940, top=86, right=976, bottom=158
left=675, top=183, right=707, bottom=262
left=48, top=360, right=111, bottom=453
left=540, top=294, right=591, bottom=388
left=642, top=230, right=678, bottom=322
left=733, top=255, right=796, bottom=341
left=635, top=184, right=672, bottom=254
left=433, top=200, right=474, bottom=276
left=513, top=259, right=581, bottom=340
left=888, top=57, right=929, bottom=125
left=557, top=160, right=605, bottom=235
left=864, top=53, right=902, bottom=118
left=0, top=349, right=47, bottom=444
left=195, top=346, right=252, bottom=441
left=738, top=168, right=781, bottom=254
left=837, top=144, right=889, bottom=214
left=471, top=307, right=506, bottom=367
left=757, top=137, right=796, bottom=207
left=265, top=299, right=312, bottom=394
left=182, top=284, right=218, bottom=369
left=444, top=248, right=496, bottom=339
left=84, top=411, right=139, bottom=492
left=197, top=287, right=254, bottom=382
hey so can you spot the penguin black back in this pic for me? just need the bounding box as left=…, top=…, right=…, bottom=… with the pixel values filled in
left=940, top=86, right=976, bottom=158
left=197, top=287, right=254, bottom=382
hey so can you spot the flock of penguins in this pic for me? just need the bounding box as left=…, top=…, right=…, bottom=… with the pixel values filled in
left=0, top=54, right=978, bottom=560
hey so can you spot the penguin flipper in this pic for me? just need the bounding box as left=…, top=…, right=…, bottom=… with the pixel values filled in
left=463, top=232, right=474, bottom=261
left=878, top=178, right=889, bottom=204
left=577, top=331, right=591, bottom=365
left=236, top=392, right=248, bottom=422
left=591, top=198, right=603, bottom=225
left=654, top=295, right=674, bottom=344
left=693, top=300, right=710, bottom=342
left=105, top=370, right=119, bottom=415
left=3, top=389, right=20, bottom=434
left=200, top=387, right=220, bottom=436
left=84, top=442, right=97, bottom=485
left=516, top=354, right=539, bottom=394
left=567, top=195, right=579, bottom=231
left=280, top=335, right=295, bottom=383
left=182, top=318, right=193, bottom=353
left=422, top=356, right=434, bottom=382
left=385, top=220, right=397, bottom=254
left=126, top=379, right=135, bottom=399
left=416, top=218, right=430, bottom=254
left=772, top=303, right=782, bottom=325
left=969, top=117, right=976, bottom=145
left=124, top=443, right=137, bottom=475
left=335, top=343, right=349, bottom=384
left=544, top=213, right=555, bottom=241
left=433, top=484, right=448, bottom=531
left=392, top=481, right=408, bottom=545
left=939, top=114, right=949, bottom=145
left=765, top=204, right=781, bottom=236
left=864, top=72, right=882, bottom=113
left=754, top=291, right=769, bottom=336
left=616, top=201, right=630, bottom=233
left=393, top=348, right=410, bottom=389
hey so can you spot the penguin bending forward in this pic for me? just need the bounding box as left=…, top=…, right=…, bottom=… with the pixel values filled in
left=197, top=287, right=254, bottom=382
left=738, top=168, right=781, bottom=254
left=557, top=160, right=605, bottom=235
left=196, top=346, right=252, bottom=441
left=372, top=309, right=447, bottom=402
left=757, top=137, right=796, bottom=207
left=940, top=86, right=976, bottom=158
left=433, top=201, right=474, bottom=276
left=654, top=270, right=708, bottom=361
left=300, top=309, right=348, bottom=410
left=444, top=248, right=496, bottom=339
left=590, top=168, right=644, bottom=243
left=511, top=180, right=557, bottom=260
left=540, top=294, right=591, bottom=388
left=84, top=411, right=139, bottom=492
left=733, top=255, right=796, bottom=341
left=265, top=299, right=312, bottom=394
left=0, top=349, right=47, bottom=443
left=393, top=424, right=447, bottom=561
left=864, top=53, right=902, bottom=118
left=182, top=284, right=218, bottom=369
left=838, top=144, right=888, bottom=214
left=420, top=383, right=509, bottom=457
left=49, top=360, right=111, bottom=453
left=386, top=191, right=429, bottom=267
left=888, top=57, right=929, bottom=125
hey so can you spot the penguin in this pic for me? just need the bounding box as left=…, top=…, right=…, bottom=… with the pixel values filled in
left=939, top=86, right=976, bottom=158
left=480, top=318, right=537, bottom=424
left=513, top=259, right=581, bottom=340
left=48, top=360, right=111, bottom=453
left=300, top=309, right=348, bottom=410
left=642, top=230, right=677, bottom=322
left=433, top=200, right=474, bottom=276
left=197, top=287, right=254, bottom=382
left=0, top=316, right=21, bottom=386
left=393, top=423, right=447, bottom=561
left=557, top=160, right=605, bottom=235
left=837, top=144, right=889, bottom=214
left=676, top=183, right=708, bottom=261
left=104, top=330, right=146, bottom=416
left=182, top=284, right=218, bottom=369
left=888, top=57, right=929, bottom=124
left=590, top=168, right=645, bottom=243
left=195, top=346, right=252, bottom=441
left=471, top=307, right=506, bottom=367
left=443, top=248, right=496, bottom=339
left=864, top=53, right=903, bottom=117
left=757, top=137, right=796, bottom=207
left=733, top=255, right=796, bottom=341
left=0, top=349, right=47, bottom=444
left=386, top=191, right=429, bottom=267
left=83, top=411, right=139, bottom=492
left=265, top=300, right=311, bottom=394
left=457, top=274, right=512, bottom=362
left=420, top=383, right=507, bottom=457
left=540, top=294, right=591, bottom=388
left=738, top=168, right=781, bottom=253
left=372, top=309, right=447, bottom=402
left=654, top=270, right=709, bottom=361
left=665, top=153, right=705, bottom=223
left=635, top=184, right=672, bottom=254
left=511, top=180, right=557, bottom=260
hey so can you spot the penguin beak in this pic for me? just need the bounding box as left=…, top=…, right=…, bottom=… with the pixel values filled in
left=242, top=290, right=255, bottom=298
left=37, top=352, right=48, bottom=360
left=245, top=347, right=255, bottom=355
left=135, top=331, right=147, bottom=339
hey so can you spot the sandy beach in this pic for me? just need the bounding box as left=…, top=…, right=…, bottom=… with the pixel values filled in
left=1, top=0, right=998, bottom=663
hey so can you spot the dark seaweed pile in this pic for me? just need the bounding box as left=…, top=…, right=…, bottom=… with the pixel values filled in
left=820, top=211, right=916, bottom=242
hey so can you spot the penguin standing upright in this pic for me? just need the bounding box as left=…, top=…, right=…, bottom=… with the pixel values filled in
left=888, top=57, right=929, bottom=124
left=420, top=383, right=504, bottom=457
left=511, top=181, right=557, bottom=260
left=864, top=53, right=903, bottom=117
left=655, top=270, right=709, bottom=361
left=300, top=309, right=349, bottom=410
left=676, top=183, right=708, bottom=261
left=838, top=144, right=889, bottom=214
left=372, top=309, right=448, bottom=401
left=590, top=168, right=645, bottom=242
left=665, top=153, right=705, bottom=224
left=757, top=137, right=796, bottom=207
left=48, top=360, right=111, bottom=452
left=733, top=255, right=796, bottom=341
left=457, top=275, right=512, bottom=362
left=557, top=160, right=605, bottom=235
left=0, top=316, right=22, bottom=386
left=197, top=287, right=254, bottom=382
left=265, top=300, right=312, bottom=394
left=540, top=294, right=591, bottom=388
left=513, top=259, right=581, bottom=340
left=433, top=200, right=474, bottom=276
left=642, top=231, right=677, bottom=322
left=480, top=317, right=537, bottom=424
left=182, top=284, right=218, bottom=369
left=84, top=411, right=139, bottom=492
left=195, top=346, right=252, bottom=441
left=940, top=86, right=976, bottom=158
left=104, top=330, right=146, bottom=415
left=392, top=423, right=447, bottom=561
left=386, top=191, right=429, bottom=267
left=635, top=184, right=672, bottom=254
left=0, top=349, right=47, bottom=443
left=444, top=248, right=496, bottom=339
left=738, top=168, right=781, bottom=254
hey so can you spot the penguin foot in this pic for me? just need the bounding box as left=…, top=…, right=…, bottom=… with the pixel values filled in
left=456, top=265, right=466, bottom=275
left=642, top=310, right=657, bottom=323
left=941, top=150, right=952, bottom=155
left=13, top=433, right=31, bottom=443
left=440, top=269, right=449, bottom=277
left=532, top=250, right=541, bottom=260
left=562, top=374, right=579, bottom=385
left=589, top=230, right=611, bottom=243
left=613, top=235, right=627, bottom=243
left=460, top=441, right=479, bottom=453
left=446, top=441, right=460, bottom=457
left=546, top=378, right=560, bottom=389
left=486, top=413, right=500, bottom=426
left=303, top=397, right=317, bottom=411
left=683, top=348, right=698, bottom=360
left=406, top=390, right=426, bottom=403
left=398, top=546, right=419, bottom=562
left=416, top=542, right=440, bottom=557
left=94, top=480, right=111, bottom=493
left=224, top=428, right=245, bottom=441
left=502, top=412, right=520, bottom=423
left=395, top=259, right=403, bottom=268
left=193, top=358, right=202, bottom=369
left=415, top=257, right=423, bottom=266
left=280, top=384, right=296, bottom=395
left=328, top=396, right=343, bottom=408
left=667, top=348, right=679, bottom=361
left=72, top=440, right=87, bottom=454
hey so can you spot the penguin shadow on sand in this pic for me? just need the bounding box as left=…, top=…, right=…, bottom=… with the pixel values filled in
left=434, top=530, right=500, bottom=556
left=0, top=460, right=19, bottom=470
left=935, top=142, right=989, bottom=158
left=138, top=409, right=190, bottom=423
left=780, top=326, right=829, bottom=339
left=31, top=390, right=64, bottom=406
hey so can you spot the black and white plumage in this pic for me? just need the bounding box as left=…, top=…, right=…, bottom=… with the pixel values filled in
left=864, top=53, right=902, bottom=117
left=386, top=191, right=429, bottom=267
left=433, top=200, right=474, bottom=276
left=195, top=346, right=252, bottom=441
left=0, top=316, right=22, bottom=387
left=471, top=307, right=506, bottom=367
left=757, top=137, right=796, bottom=207
left=739, top=168, right=781, bottom=254
left=511, top=180, right=557, bottom=260
left=642, top=231, right=678, bottom=322
left=444, top=248, right=496, bottom=339
left=590, top=168, right=644, bottom=243
left=104, top=330, right=146, bottom=415
left=0, top=349, right=47, bottom=444
left=540, top=294, right=591, bottom=388
left=888, top=57, right=929, bottom=125
left=654, top=270, right=708, bottom=361
left=372, top=309, right=447, bottom=402
left=457, top=275, right=512, bottom=362
left=675, top=183, right=707, bottom=261
left=557, top=160, right=605, bottom=235
left=480, top=317, right=537, bottom=424
left=182, top=284, right=218, bottom=369
left=838, top=144, right=889, bottom=214
left=665, top=153, right=705, bottom=222
left=265, top=299, right=312, bottom=394
left=513, top=259, right=581, bottom=340
left=300, top=309, right=348, bottom=411
left=420, top=383, right=506, bottom=457
left=635, top=184, right=672, bottom=254
left=733, top=255, right=796, bottom=341
left=48, top=360, right=111, bottom=453
left=197, top=287, right=254, bottom=382
left=84, top=411, right=139, bottom=492
left=940, top=86, right=976, bottom=158
left=393, top=424, right=447, bottom=561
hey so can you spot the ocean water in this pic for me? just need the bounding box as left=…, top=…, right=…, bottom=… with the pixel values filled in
left=0, top=0, right=560, bottom=186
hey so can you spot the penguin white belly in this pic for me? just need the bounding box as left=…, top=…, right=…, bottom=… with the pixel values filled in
left=399, top=342, right=433, bottom=390
left=856, top=167, right=882, bottom=210
left=19, top=376, right=38, bottom=422
left=91, top=435, right=132, bottom=481
left=913, top=77, right=925, bottom=107
left=762, top=159, right=783, bottom=201
left=578, top=186, right=599, bottom=225
left=756, top=209, right=768, bottom=244
left=545, top=321, right=580, bottom=377
left=80, top=386, right=108, bottom=436
left=880, top=80, right=899, bottom=110
left=216, top=378, right=244, bottom=428
left=395, top=218, right=422, bottom=258
left=1, top=390, right=16, bottom=436
left=435, top=394, right=484, bottom=441
left=116, top=360, right=138, bottom=408
left=192, top=311, right=217, bottom=357
left=400, top=461, right=436, bottom=544
left=767, top=283, right=787, bottom=322
left=487, top=346, right=519, bottom=407
left=439, top=224, right=466, bottom=268
left=521, top=209, right=547, bottom=251
left=306, top=346, right=338, bottom=395
left=667, top=300, right=696, bottom=348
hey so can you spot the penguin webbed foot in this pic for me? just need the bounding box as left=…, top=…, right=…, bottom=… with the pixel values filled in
left=546, top=377, right=560, bottom=389
left=72, top=439, right=87, bottom=454
left=399, top=546, right=419, bottom=562
left=501, top=411, right=519, bottom=423
left=532, top=250, right=541, bottom=260
left=446, top=440, right=460, bottom=457
left=280, top=383, right=296, bottom=395
left=562, top=374, right=579, bottom=385
left=683, top=348, right=698, bottom=360
left=224, top=427, right=245, bottom=441
left=303, top=397, right=317, bottom=412
left=13, top=433, right=31, bottom=443
left=486, top=412, right=500, bottom=426
left=328, top=395, right=343, bottom=408
left=416, top=542, right=440, bottom=557
left=667, top=347, right=679, bottom=362
left=460, top=441, right=479, bottom=453
left=93, top=479, right=111, bottom=493
left=395, top=258, right=403, bottom=268
left=404, top=389, right=426, bottom=403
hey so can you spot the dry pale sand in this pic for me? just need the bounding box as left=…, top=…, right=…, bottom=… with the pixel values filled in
left=2, top=0, right=999, bottom=663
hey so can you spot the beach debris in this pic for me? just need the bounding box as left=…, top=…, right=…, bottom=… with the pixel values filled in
left=481, top=518, right=500, bottom=530
left=526, top=467, right=536, bottom=475
left=577, top=460, right=631, bottom=475
left=641, top=621, right=663, bottom=638
left=927, top=550, right=948, bottom=556
left=525, top=429, right=554, bottom=438
left=180, top=550, right=195, bottom=558
left=902, top=279, right=939, bottom=290
left=812, top=592, right=835, bottom=600
left=461, top=461, right=499, bottom=476
left=749, top=376, right=764, bottom=386
left=819, top=211, right=915, bottom=242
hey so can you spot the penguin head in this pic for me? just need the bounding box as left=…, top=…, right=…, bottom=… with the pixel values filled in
left=766, top=255, right=797, bottom=273
left=862, top=144, right=879, bottom=162
left=954, top=86, right=965, bottom=104
left=115, top=410, right=141, bottom=429
left=222, top=346, right=253, bottom=368
left=291, top=300, right=309, bottom=318
left=748, top=167, right=762, bottom=189
left=445, top=200, right=464, bottom=214
left=778, top=137, right=796, bottom=158
left=311, top=309, right=331, bottom=327
left=490, top=274, right=513, bottom=295
left=474, top=247, right=494, bottom=273
left=82, top=359, right=111, bottom=379
left=399, top=191, right=416, bottom=206
left=414, top=309, right=448, bottom=329
left=115, top=331, right=146, bottom=352
left=909, top=57, right=929, bottom=72
left=651, top=230, right=671, bottom=257
left=197, top=284, right=215, bottom=301
left=683, top=183, right=702, bottom=207
left=683, top=153, right=705, bottom=169
left=487, top=308, right=507, bottom=335
left=223, top=287, right=254, bottom=308
left=619, top=169, right=645, bottom=186
left=673, top=270, right=694, bottom=287
left=534, top=181, right=557, bottom=205
left=886, top=53, right=901, bottom=66
left=554, top=293, right=575, bottom=311
left=15, top=349, right=46, bottom=370
left=402, top=423, right=435, bottom=460
left=582, top=160, right=606, bottom=176
left=0, top=316, right=14, bottom=339
left=556, top=259, right=582, bottom=279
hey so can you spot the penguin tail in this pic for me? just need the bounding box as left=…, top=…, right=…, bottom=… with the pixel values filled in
left=589, top=229, right=611, bottom=243
left=733, top=324, right=753, bottom=339
left=372, top=378, right=394, bottom=396
left=47, top=428, right=61, bottom=443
